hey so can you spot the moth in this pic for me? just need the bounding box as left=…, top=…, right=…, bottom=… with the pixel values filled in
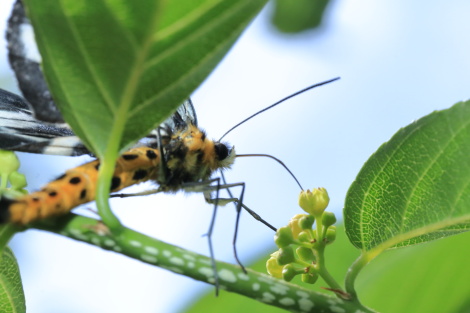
left=0, top=0, right=338, bottom=290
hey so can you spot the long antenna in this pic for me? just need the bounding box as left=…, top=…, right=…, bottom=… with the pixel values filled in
left=236, top=154, right=303, bottom=190
left=218, top=77, right=340, bottom=141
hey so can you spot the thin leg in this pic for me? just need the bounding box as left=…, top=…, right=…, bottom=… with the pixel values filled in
left=220, top=172, right=246, bottom=274
left=182, top=178, right=224, bottom=295
left=199, top=175, right=277, bottom=277
left=156, top=127, right=169, bottom=181
left=208, top=178, right=220, bottom=296
left=238, top=203, right=277, bottom=231
left=110, top=188, right=163, bottom=198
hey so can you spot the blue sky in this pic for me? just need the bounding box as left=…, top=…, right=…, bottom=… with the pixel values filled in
left=1, top=1, right=470, bottom=312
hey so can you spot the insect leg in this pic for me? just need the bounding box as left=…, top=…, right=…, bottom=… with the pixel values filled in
left=156, top=127, right=169, bottom=181
left=216, top=175, right=247, bottom=274
left=200, top=177, right=277, bottom=275
left=220, top=171, right=277, bottom=231
left=214, top=173, right=251, bottom=274
left=182, top=178, right=278, bottom=292
left=183, top=177, right=245, bottom=294
left=206, top=177, right=221, bottom=295
left=205, top=179, right=249, bottom=277
left=110, top=187, right=163, bottom=198
left=217, top=172, right=277, bottom=277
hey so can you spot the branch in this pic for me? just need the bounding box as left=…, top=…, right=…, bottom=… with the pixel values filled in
left=33, top=213, right=372, bottom=312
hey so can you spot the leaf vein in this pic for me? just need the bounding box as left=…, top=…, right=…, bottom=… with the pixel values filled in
left=401, top=111, right=470, bottom=230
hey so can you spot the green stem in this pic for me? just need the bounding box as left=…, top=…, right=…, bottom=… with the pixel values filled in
left=314, top=213, right=323, bottom=242
left=344, top=251, right=378, bottom=301
left=95, top=156, right=122, bottom=231
left=317, top=261, right=342, bottom=290
left=0, top=224, right=21, bottom=251
left=311, top=215, right=343, bottom=293
left=314, top=242, right=342, bottom=291
left=32, top=213, right=374, bottom=313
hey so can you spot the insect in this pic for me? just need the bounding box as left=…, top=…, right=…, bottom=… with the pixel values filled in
left=0, top=96, right=237, bottom=225
left=0, top=0, right=339, bottom=292
left=0, top=79, right=338, bottom=285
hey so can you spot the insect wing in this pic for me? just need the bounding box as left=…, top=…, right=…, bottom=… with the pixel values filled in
left=136, top=98, right=197, bottom=148
left=170, top=98, right=198, bottom=128
left=0, top=88, right=90, bottom=156
left=0, top=86, right=197, bottom=156
left=7, top=0, right=62, bottom=123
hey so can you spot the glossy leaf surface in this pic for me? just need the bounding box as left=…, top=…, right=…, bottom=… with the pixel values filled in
left=0, top=247, right=25, bottom=313
left=23, top=0, right=267, bottom=157
left=345, top=101, right=470, bottom=251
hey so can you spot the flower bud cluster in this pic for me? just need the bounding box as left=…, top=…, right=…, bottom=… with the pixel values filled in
left=266, top=188, right=337, bottom=284
left=0, top=150, right=28, bottom=196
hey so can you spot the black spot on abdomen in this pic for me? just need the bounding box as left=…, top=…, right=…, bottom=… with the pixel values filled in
left=146, top=150, right=157, bottom=160
left=111, top=177, right=121, bottom=191
left=132, top=169, right=148, bottom=181
left=80, top=189, right=87, bottom=200
left=122, top=154, right=138, bottom=161
left=69, top=177, right=81, bottom=185
left=0, top=198, right=14, bottom=224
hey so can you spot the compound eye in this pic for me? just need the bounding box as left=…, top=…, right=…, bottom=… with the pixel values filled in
left=214, top=143, right=229, bottom=160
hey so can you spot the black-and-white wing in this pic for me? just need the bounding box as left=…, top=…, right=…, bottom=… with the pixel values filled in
left=0, top=87, right=198, bottom=156
left=7, top=0, right=61, bottom=123
left=0, top=88, right=89, bottom=156
left=162, top=98, right=197, bottom=131
left=1, top=0, right=198, bottom=156
left=140, top=99, right=197, bottom=149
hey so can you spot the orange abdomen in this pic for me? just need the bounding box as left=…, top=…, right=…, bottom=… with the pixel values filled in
left=2, top=147, right=161, bottom=225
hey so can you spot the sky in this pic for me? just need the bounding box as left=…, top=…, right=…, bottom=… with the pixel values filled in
left=1, top=1, right=470, bottom=313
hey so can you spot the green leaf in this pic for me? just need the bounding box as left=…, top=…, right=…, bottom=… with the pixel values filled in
left=344, top=101, right=470, bottom=252
left=357, top=231, right=470, bottom=313
left=271, top=0, right=331, bottom=33
left=0, top=247, right=26, bottom=313
left=23, top=0, right=267, bottom=158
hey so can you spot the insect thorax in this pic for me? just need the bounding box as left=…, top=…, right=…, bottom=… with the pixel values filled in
left=159, top=124, right=235, bottom=191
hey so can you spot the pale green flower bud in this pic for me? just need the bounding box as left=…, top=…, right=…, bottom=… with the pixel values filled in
left=298, top=214, right=315, bottom=230
left=301, top=272, right=319, bottom=284
left=325, top=226, right=337, bottom=244
left=9, top=172, right=27, bottom=190
left=298, top=188, right=330, bottom=215
left=277, top=247, right=295, bottom=265
left=282, top=264, right=298, bottom=282
left=274, top=226, right=294, bottom=248
left=0, top=150, right=20, bottom=175
left=296, top=246, right=314, bottom=262
left=266, top=252, right=283, bottom=278
left=322, top=211, right=337, bottom=227
left=297, top=231, right=311, bottom=243
left=288, top=214, right=308, bottom=239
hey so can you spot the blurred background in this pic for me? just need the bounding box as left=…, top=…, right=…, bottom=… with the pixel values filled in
left=1, top=1, right=469, bottom=312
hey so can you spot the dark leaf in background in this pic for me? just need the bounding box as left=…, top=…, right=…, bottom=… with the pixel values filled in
left=271, top=0, right=331, bottom=33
